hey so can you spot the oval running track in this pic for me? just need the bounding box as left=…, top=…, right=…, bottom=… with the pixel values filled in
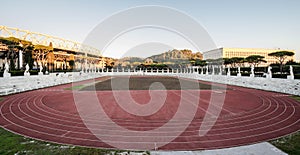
left=0, top=76, right=299, bottom=150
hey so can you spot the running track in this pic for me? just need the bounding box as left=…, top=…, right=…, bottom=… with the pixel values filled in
left=0, top=76, right=299, bottom=150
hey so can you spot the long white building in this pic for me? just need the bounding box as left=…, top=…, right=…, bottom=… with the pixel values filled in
left=203, top=47, right=295, bottom=66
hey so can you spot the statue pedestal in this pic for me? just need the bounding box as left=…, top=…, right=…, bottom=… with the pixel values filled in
left=237, top=73, right=242, bottom=77
left=3, top=72, right=11, bottom=78
left=24, top=71, right=30, bottom=76
left=287, top=75, right=294, bottom=80
left=38, top=72, right=44, bottom=76
left=24, top=72, right=30, bottom=77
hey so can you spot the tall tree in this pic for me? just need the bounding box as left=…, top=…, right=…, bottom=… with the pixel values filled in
left=268, top=51, right=295, bottom=74
left=206, top=58, right=222, bottom=66
left=33, top=44, right=53, bottom=67
left=223, top=58, right=232, bottom=67
left=245, top=55, right=267, bottom=67
left=0, top=37, right=35, bottom=70
left=194, top=59, right=207, bottom=67
left=230, top=57, right=245, bottom=67
left=20, top=40, right=34, bottom=69
left=0, top=37, right=22, bottom=70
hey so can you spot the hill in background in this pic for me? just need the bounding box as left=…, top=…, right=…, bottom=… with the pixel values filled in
left=115, top=49, right=203, bottom=67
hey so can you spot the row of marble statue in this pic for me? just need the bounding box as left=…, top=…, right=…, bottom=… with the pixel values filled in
left=3, top=62, right=44, bottom=78
left=2, top=62, right=296, bottom=80
left=194, top=65, right=294, bottom=79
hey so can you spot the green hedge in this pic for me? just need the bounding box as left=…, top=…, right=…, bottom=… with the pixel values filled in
left=0, top=70, right=40, bottom=77
left=0, top=69, right=78, bottom=77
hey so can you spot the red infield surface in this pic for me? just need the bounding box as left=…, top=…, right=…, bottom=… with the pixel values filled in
left=0, top=76, right=299, bottom=150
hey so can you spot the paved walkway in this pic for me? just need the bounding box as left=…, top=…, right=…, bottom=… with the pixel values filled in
left=151, top=142, right=287, bottom=155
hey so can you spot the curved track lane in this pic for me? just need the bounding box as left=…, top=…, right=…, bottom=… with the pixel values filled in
left=0, top=77, right=299, bottom=150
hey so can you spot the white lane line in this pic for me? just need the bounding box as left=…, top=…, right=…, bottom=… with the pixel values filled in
left=1, top=82, right=298, bottom=149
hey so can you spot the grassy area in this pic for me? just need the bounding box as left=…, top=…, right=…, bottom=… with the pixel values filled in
left=64, top=85, right=86, bottom=90
left=270, top=131, right=300, bottom=155
left=270, top=95, right=300, bottom=155
left=0, top=97, right=3, bottom=102
left=0, top=120, right=298, bottom=155
left=0, top=127, right=149, bottom=155
left=291, top=95, right=300, bottom=102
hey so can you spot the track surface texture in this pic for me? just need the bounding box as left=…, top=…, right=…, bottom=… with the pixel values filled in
left=0, top=76, right=299, bottom=150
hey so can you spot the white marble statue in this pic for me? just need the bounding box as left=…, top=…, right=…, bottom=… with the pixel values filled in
left=219, top=66, right=222, bottom=75
left=227, top=67, right=231, bottom=76
left=4, top=62, right=9, bottom=73
left=251, top=64, right=254, bottom=75
left=38, top=64, right=43, bottom=75
left=287, top=65, right=294, bottom=80
left=268, top=66, right=272, bottom=76
left=39, top=64, right=43, bottom=73
left=89, top=64, right=92, bottom=73
left=290, top=66, right=294, bottom=76
left=265, top=66, right=272, bottom=79
left=3, top=62, right=11, bottom=77
left=237, top=66, right=241, bottom=77
left=25, top=64, right=29, bottom=72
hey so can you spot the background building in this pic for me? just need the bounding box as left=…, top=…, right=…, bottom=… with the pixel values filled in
left=0, top=26, right=115, bottom=71
left=203, top=47, right=295, bottom=66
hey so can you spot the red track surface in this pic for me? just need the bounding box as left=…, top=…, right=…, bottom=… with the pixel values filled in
left=0, top=76, right=299, bottom=150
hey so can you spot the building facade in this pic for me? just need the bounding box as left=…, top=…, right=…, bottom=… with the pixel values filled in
left=0, top=42, right=110, bottom=71
left=203, top=47, right=295, bottom=66
left=0, top=26, right=114, bottom=72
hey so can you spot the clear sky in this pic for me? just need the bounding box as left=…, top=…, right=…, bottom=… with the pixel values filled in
left=1, top=0, right=299, bottom=60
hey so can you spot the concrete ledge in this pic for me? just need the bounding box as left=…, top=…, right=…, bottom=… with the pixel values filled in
left=151, top=142, right=287, bottom=155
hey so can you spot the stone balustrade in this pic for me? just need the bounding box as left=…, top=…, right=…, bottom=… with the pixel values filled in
left=1, top=69, right=299, bottom=96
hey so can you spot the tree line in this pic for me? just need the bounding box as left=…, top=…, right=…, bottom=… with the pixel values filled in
left=0, top=37, right=54, bottom=71
left=190, top=51, right=295, bottom=75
